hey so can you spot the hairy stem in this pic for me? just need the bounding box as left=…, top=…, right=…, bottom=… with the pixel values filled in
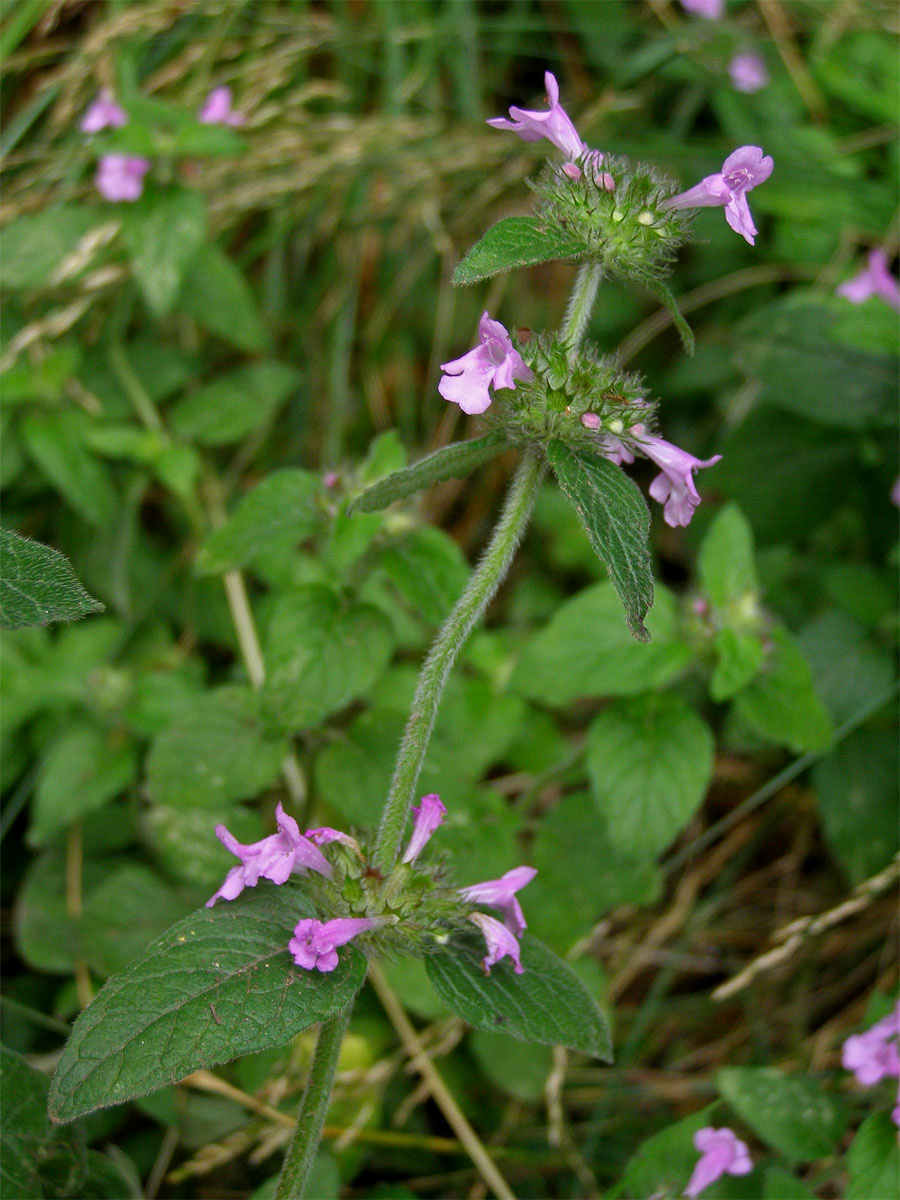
left=560, top=260, right=603, bottom=356
left=274, top=1007, right=352, bottom=1200
left=372, top=449, right=544, bottom=873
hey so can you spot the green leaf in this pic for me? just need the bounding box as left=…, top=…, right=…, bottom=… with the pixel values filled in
left=48, top=888, right=366, bottom=1122
left=0, top=206, right=97, bottom=290
left=717, top=1067, right=848, bottom=1162
left=121, top=188, right=208, bottom=317
left=846, top=1112, right=900, bottom=1200
left=170, top=362, right=302, bottom=446
left=710, top=628, right=765, bottom=702
left=1, top=1048, right=85, bottom=1198
left=146, top=686, right=287, bottom=810
left=177, top=243, right=269, bottom=353
left=586, top=693, right=714, bottom=858
left=29, top=723, right=138, bottom=847
left=380, top=527, right=469, bottom=624
left=452, top=217, right=588, bottom=286
left=698, top=503, right=758, bottom=609
left=470, top=1031, right=553, bottom=1101
left=20, top=411, right=117, bottom=525
left=762, top=1167, right=815, bottom=1199
left=261, top=585, right=394, bottom=732
left=198, top=469, right=321, bottom=575
left=607, top=1106, right=717, bottom=1200
left=0, top=529, right=103, bottom=630
left=733, top=627, right=833, bottom=753
left=548, top=441, right=654, bottom=641
left=511, top=582, right=691, bottom=704
left=347, top=432, right=509, bottom=514
left=797, top=610, right=897, bottom=727
left=425, top=934, right=611, bottom=1060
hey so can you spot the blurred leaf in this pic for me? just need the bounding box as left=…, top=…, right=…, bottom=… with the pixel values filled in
left=19, top=411, right=117, bottom=525
left=452, top=217, right=587, bottom=286
left=0, top=529, right=103, bottom=630
left=717, top=1067, right=847, bottom=1161
left=144, top=803, right=265, bottom=890
left=813, top=30, right=900, bottom=123
left=121, top=188, right=208, bottom=317
left=0, top=1048, right=85, bottom=1199
left=348, top=432, right=509, bottom=514
left=846, top=1112, right=900, bottom=1200
left=380, top=527, right=469, bottom=624
left=586, top=693, right=714, bottom=858
left=0, top=206, right=97, bottom=290
left=797, top=609, right=896, bottom=726
left=49, top=888, right=365, bottom=1122
left=548, top=441, right=654, bottom=641
left=79, top=864, right=196, bottom=977
left=14, top=852, right=108, bottom=973
left=698, top=503, right=758, bottom=609
left=261, top=584, right=394, bottom=732
left=426, top=934, right=611, bottom=1060
left=470, top=1030, right=552, bottom=1101
left=171, top=122, right=245, bottom=157
left=170, top=361, right=301, bottom=446
left=607, top=1106, right=717, bottom=1200
left=177, top=242, right=269, bottom=352
left=146, top=686, right=287, bottom=810
left=1, top=344, right=81, bottom=405
left=511, top=582, right=692, bottom=704
left=761, top=1168, right=815, bottom=1199
left=710, top=628, right=765, bottom=702
left=733, top=627, right=833, bottom=753
left=198, top=469, right=321, bottom=575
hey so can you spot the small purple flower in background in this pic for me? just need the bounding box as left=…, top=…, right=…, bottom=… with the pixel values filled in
left=439, top=312, right=533, bottom=416
left=664, top=145, right=774, bottom=246
left=837, top=249, right=900, bottom=312
left=729, top=52, right=769, bottom=94
left=401, top=794, right=447, bottom=864
left=81, top=89, right=127, bottom=133
left=680, top=0, right=725, bottom=17
left=206, top=802, right=332, bottom=906
left=468, top=912, right=525, bottom=975
left=459, top=865, right=537, bottom=937
left=684, top=1127, right=752, bottom=1197
left=891, top=476, right=900, bottom=508
left=488, top=70, right=587, bottom=160
left=199, top=85, right=245, bottom=127
left=94, top=154, right=151, bottom=203
left=842, top=1001, right=900, bottom=1086
left=289, top=917, right=380, bottom=972
left=639, top=434, right=722, bottom=527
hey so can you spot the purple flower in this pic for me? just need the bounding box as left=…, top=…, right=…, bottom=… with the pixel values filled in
left=94, top=154, right=151, bottom=203
left=468, top=912, right=524, bottom=975
left=837, top=250, right=900, bottom=312
left=729, top=52, right=770, bottom=94
left=199, top=86, right=245, bottom=127
left=81, top=90, right=127, bottom=134
left=680, top=0, right=724, bottom=17
left=638, top=434, right=722, bottom=527
left=684, top=1127, right=752, bottom=1198
left=289, top=917, right=378, bottom=972
left=401, top=794, right=447, bottom=864
left=664, top=146, right=774, bottom=245
left=459, top=865, right=537, bottom=937
left=305, top=825, right=363, bottom=858
left=206, top=802, right=332, bottom=906
left=892, top=476, right=900, bottom=508
left=439, top=313, right=533, bottom=416
left=842, top=1001, right=900, bottom=1086
left=487, top=70, right=587, bottom=160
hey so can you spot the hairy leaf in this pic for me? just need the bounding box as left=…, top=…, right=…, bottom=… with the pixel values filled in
left=0, top=529, right=103, bottom=630
left=1, top=1048, right=85, bottom=1198
left=452, top=217, right=588, bottom=286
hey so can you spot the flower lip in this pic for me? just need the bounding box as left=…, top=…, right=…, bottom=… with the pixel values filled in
left=487, top=70, right=587, bottom=160
left=439, top=312, right=533, bottom=416
left=206, top=802, right=331, bottom=907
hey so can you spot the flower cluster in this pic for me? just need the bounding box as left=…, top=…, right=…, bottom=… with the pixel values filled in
left=684, top=1127, right=752, bottom=1197
left=207, top=794, right=537, bottom=977
left=842, top=999, right=900, bottom=1127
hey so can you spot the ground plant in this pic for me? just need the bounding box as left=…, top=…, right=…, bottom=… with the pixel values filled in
left=1, top=3, right=898, bottom=1199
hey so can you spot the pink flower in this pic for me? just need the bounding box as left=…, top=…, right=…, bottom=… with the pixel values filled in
left=729, top=52, right=769, bottom=94
left=681, top=0, right=725, bottom=16
left=664, top=146, right=774, bottom=245
left=459, top=865, right=537, bottom=937
left=684, top=1127, right=752, bottom=1197
left=468, top=912, right=524, bottom=975
left=206, top=802, right=332, bottom=906
left=94, top=154, right=151, bottom=203
left=305, top=825, right=363, bottom=857
left=199, top=85, right=245, bottom=126
left=837, top=250, right=900, bottom=312
left=439, top=312, right=533, bottom=416
left=842, top=1001, right=900, bottom=1087
left=487, top=70, right=587, bottom=160
left=638, top=434, right=722, bottom=527
left=289, top=917, right=378, bottom=972
left=891, top=476, right=900, bottom=508
left=401, top=794, right=447, bottom=864
left=81, top=90, right=127, bottom=133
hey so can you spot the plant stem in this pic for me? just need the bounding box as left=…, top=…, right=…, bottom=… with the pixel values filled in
left=371, top=449, right=544, bottom=873
left=560, top=260, right=603, bottom=356
left=274, top=1006, right=352, bottom=1200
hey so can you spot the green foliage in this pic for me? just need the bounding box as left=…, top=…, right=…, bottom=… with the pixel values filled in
left=846, top=1112, right=900, bottom=1200
left=733, top=628, right=833, bottom=753
left=120, top=188, right=208, bottom=316
left=698, top=504, right=758, bottom=611
left=452, top=217, right=588, bottom=286
left=49, top=889, right=366, bottom=1122
left=717, top=1067, right=848, bottom=1162
left=348, top=432, right=509, bottom=514
left=171, top=362, right=302, bottom=446
left=0, top=206, right=97, bottom=290
left=1, top=1047, right=86, bottom=1198
left=0, top=529, right=103, bottom=629
left=198, top=469, right=322, bottom=574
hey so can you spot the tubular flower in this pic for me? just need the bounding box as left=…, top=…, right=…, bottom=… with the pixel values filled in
left=199, top=86, right=245, bottom=126
left=401, top=794, right=447, bottom=864
left=837, top=250, right=900, bottom=312
left=664, top=146, right=773, bottom=245
left=487, top=70, right=587, bottom=160
left=95, top=155, right=151, bottom=203
left=305, top=826, right=364, bottom=856
left=206, top=802, right=332, bottom=906
left=468, top=912, right=525, bottom=974
left=637, top=434, right=721, bottom=528
left=459, top=866, right=537, bottom=937
left=439, top=313, right=533, bottom=416
left=842, top=1002, right=900, bottom=1088
left=729, top=52, right=769, bottom=94
left=684, top=1127, right=752, bottom=1197
left=81, top=90, right=127, bottom=133
left=289, top=917, right=379, bottom=972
